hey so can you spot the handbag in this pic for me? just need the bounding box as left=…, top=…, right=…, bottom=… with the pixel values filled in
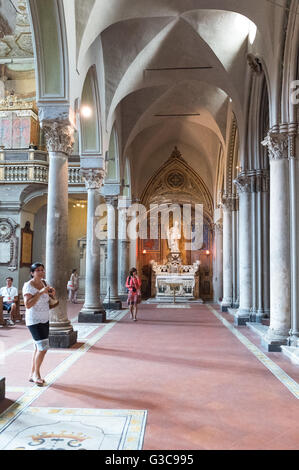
left=42, top=280, right=59, bottom=309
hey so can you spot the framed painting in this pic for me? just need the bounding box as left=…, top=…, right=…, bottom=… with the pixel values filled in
left=20, top=221, right=33, bottom=267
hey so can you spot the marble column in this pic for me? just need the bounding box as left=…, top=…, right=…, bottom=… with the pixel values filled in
left=232, top=201, right=239, bottom=308
left=255, top=171, right=270, bottom=321
left=262, top=132, right=291, bottom=351
left=213, top=220, right=223, bottom=303
left=103, top=196, right=122, bottom=309
left=221, top=196, right=233, bottom=312
left=78, top=169, right=106, bottom=323
left=42, top=119, right=77, bottom=348
left=234, top=174, right=252, bottom=325
left=118, top=199, right=130, bottom=300
left=288, top=128, right=299, bottom=346
left=262, top=177, right=270, bottom=318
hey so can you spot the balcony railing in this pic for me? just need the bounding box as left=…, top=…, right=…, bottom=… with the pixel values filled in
left=0, top=150, right=84, bottom=186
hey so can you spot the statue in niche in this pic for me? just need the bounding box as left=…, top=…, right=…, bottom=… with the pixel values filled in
left=167, top=221, right=181, bottom=253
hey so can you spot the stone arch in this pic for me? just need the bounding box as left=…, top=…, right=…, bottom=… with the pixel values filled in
left=27, top=0, right=69, bottom=104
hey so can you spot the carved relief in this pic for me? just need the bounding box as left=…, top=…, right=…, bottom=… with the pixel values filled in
left=0, top=218, right=18, bottom=271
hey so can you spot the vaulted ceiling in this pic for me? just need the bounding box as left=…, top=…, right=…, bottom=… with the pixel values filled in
left=1, top=0, right=286, bottom=202
left=71, top=0, right=281, bottom=198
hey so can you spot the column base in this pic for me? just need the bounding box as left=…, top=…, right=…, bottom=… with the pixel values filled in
left=221, top=300, right=232, bottom=312
left=49, top=329, right=78, bottom=348
left=261, top=328, right=289, bottom=352
left=0, top=377, right=5, bottom=401
left=118, top=294, right=128, bottom=302
left=250, top=311, right=265, bottom=323
left=288, top=334, right=299, bottom=347
left=234, top=309, right=251, bottom=326
left=78, top=307, right=106, bottom=323
left=102, top=300, right=122, bottom=310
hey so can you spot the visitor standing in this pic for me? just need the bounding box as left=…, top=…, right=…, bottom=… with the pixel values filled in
left=23, top=262, right=55, bottom=386
left=126, top=268, right=141, bottom=321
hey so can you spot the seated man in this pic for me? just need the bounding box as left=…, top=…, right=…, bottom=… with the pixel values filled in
left=0, top=277, right=18, bottom=326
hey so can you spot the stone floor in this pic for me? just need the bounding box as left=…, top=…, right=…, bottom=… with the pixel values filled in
left=0, top=302, right=299, bottom=450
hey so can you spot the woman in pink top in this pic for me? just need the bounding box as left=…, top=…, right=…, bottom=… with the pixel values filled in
left=126, top=267, right=141, bottom=321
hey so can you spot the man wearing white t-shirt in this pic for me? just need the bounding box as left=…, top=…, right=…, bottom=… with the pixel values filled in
left=0, top=277, right=18, bottom=326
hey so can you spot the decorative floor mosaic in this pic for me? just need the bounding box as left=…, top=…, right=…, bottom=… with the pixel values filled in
left=156, top=304, right=191, bottom=309
left=0, top=407, right=147, bottom=450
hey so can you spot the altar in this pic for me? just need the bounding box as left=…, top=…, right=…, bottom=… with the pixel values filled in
left=151, top=256, right=201, bottom=302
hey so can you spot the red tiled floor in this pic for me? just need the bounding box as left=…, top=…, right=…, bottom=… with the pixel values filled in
left=1, top=302, right=299, bottom=449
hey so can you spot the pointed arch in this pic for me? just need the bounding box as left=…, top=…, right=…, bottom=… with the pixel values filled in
left=141, top=147, right=213, bottom=218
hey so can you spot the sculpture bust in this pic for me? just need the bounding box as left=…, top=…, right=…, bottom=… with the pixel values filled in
left=167, top=221, right=181, bottom=253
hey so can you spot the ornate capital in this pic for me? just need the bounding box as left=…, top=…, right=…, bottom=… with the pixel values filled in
left=221, top=195, right=235, bottom=212
left=234, top=174, right=252, bottom=194
left=41, top=120, right=75, bottom=155
left=80, top=169, right=105, bottom=190
left=262, top=132, right=289, bottom=161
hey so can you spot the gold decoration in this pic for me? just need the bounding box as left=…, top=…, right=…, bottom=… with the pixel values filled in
left=0, top=92, right=37, bottom=112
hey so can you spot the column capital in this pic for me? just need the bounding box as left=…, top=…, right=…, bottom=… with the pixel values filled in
left=234, top=174, right=252, bottom=194
left=41, top=120, right=75, bottom=155
left=80, top=168, right=105, bottom=190
left=221, top=194, right=236, bottom=212
left=262, top=132, right=289, bottom=161
left=105, top=195, right=119, bottom=207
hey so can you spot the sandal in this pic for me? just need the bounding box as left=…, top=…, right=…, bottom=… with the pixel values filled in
left=30, top=377, right=45, bottom=385
left=34, top=378, right=44, bottom=387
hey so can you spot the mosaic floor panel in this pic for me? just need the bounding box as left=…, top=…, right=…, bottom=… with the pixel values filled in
left=0, top=407, right=147, bottom=450
left=156, top=304, right=191, bottom=309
